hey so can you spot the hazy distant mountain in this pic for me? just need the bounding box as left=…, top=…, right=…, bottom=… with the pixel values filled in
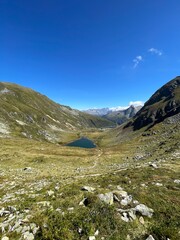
left=84, top=105, right=142, bottom=125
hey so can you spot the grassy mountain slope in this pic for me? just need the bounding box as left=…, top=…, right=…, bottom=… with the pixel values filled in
left=100, top=76, right=180, bottom=146
left=0, top=82, right=114, bottom=142
left=0, top=77, right=179, bottom=239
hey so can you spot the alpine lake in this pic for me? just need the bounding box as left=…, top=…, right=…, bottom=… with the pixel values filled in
left=66, top=137, right=96, bottom=148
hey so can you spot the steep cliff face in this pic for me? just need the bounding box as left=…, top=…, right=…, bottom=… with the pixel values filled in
left=127, top=77, right=180, bottom=130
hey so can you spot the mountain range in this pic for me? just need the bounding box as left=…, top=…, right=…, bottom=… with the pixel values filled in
left=0, top=76, right=180, bottom=240
left=0, top=76, right=179, bottom=143
left=84, top=105, right=142, bottom=125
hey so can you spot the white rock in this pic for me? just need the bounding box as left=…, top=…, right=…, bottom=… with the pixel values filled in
left=135, top=204, right=154, bottom=218
left=146, top=235, right=155, bottom=240
left=81, top=186, right=95, bottom=192
left=174, top=179, right=180, bottom=184
left=149, top=163, right=158, bottom=168
left=94, top=229, right=99, bottom=236
left=139, top=216, right=145, bottom=224
left=121, top=212, right=129, bottom=222
left=120, top=195, right=132, bottom=206
left=155, top=183, right=163, bottom=186
left=47, top=190, right=54, bottom=197
left=98, top=192, right=114, bottom=205
left=23, top=231, right=34, bottom=240
left=89, top=236, right=96, bottom=240
left=1, top=237, right=9, bottom=240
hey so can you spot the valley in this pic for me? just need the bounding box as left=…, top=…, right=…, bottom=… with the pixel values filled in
left=0, top=77, right=180, bottom=240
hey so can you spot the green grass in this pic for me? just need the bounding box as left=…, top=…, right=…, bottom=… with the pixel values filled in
left=0, top=117, right=179, bottom=239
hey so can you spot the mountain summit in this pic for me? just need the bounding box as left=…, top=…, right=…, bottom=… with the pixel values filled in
left=84, top=105, right=142, bottom=125
left=126, top=76, right=180, bottom=130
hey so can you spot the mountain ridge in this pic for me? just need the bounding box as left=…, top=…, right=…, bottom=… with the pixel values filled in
left=84, top=105, right=142, bottom=125
left=0, top=82, right=114, bottom=142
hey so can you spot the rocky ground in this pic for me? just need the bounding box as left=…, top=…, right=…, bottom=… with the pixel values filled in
left=0, top=117, right=179, bottom=240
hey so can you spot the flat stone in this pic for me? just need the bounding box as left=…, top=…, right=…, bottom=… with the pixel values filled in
left=149, top=163, right=158, bottom=168
left=135, top=204, right=154, bottom=218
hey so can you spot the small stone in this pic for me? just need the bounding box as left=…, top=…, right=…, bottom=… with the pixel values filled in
left=79, top=198, right=88, bottom=206
left=174, top=179, right=180, bottom=184
left=155, top=183, right=163, bottom=186
left=94, top=229, right=99, bottom=236
left=23, top=231, right=34, bottom=240
left=1, top=237, right=9, bottom=240
left=126, top=235, right=131, bottom=240
left=47, top=190, right=54, bottom=197
left=23, top=167, right=32, bottom=172
left=146, top=235, right=155, bottom=240
left=67, top=207, right=74, bottom=211
left=55, top=186, right=60, bottom=191
left=89, top=236, right=96, bottom=240
left=149, top=163, right=158, bottom=169
left=78, top=228, right=82, bottom=234
left=139, top=216, right=145, bottom=224
left=81, top=186, right=95, bottom=192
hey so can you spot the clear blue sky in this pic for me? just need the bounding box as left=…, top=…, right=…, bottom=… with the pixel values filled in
left=1, top=0, right=180, bottom=110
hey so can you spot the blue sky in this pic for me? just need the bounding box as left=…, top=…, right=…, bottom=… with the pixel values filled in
left=1, top=0, right=180, bottom=110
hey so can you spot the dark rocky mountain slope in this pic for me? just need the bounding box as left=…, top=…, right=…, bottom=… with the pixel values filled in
left=125, top=76, right=180, bottom=130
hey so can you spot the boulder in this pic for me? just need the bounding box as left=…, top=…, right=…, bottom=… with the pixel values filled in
left=135, top=204, right=154, bottom=218
left=98, top=192, right=114, bottom=205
